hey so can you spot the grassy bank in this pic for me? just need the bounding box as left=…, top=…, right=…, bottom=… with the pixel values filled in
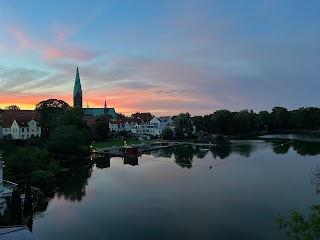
left=92, top=140, right=142, bottom=149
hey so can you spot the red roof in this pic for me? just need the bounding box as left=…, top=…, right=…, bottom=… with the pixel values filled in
left=83, top=116, right=97, bottom=126
left=131, top=112, right=153, bottom=122
left=1, top=110, right=40, bottom=128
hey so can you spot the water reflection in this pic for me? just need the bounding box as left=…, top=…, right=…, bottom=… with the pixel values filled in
left=210, top=145, right=232, bottom=159
left=95, top=156, right=111, bottom=169
left=124, top=157, right=139, bottom=166
left=57, top=160, right=93, bottom=202
left=173, top=145, right=194, bottom=169
left=269, top=141, right=291, bottom=155
left=293, top=140, right=320, bottom=156
left=49, top=138, right=320, bottom=205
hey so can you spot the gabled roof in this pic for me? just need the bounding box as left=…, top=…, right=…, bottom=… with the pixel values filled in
left=131, top=112, right=153, bottom=122
left=1, top=110, right=40, bottom=128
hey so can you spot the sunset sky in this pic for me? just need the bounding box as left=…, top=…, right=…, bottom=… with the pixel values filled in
left=0, top=0, right=319, bottom=116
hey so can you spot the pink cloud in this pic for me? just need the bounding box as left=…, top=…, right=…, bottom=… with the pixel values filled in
left=7, top=25, right=32, bottom=48
left=6, top=24, right=98, bottom=61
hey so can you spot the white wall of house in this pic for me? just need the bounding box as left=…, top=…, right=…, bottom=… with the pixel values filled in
left=28, top=119, right=41, bottom=138
left=8, top=119, right=41, bottom=140
left=2, top=128, right=11, bottom=138
left=150, top=117, right=172, bottom=130
left=150, top=117, right=161, bottom=128
left=110, top=119, right=167, bottom=137
left=109, top=122, right=119, bottom=132
left=10, top=120, right=20, bottom=140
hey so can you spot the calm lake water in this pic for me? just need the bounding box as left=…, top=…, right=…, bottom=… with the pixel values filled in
left=33, top=135, right=320, bottom=240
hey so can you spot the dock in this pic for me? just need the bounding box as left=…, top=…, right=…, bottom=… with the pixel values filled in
left=92, top=142, right=188, bottom=157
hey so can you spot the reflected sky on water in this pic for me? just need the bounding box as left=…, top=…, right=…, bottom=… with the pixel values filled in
left=33, top=136, right=320, bottom=240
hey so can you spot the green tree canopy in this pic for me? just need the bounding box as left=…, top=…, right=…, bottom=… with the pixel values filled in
left=173, top=112, right=193, bottom=137
left=35, top=99, right=70, bottom=138
left=94, top=117, right=109, bottom=140
left=4, top=146, right=59, bottom=183
left=272, top=107, right=291, bottom=129
left=162, top=127, right=173, bottom=140
left=211, top=109, right=232, bottom=134
left=10, top=190, right=22, bottom=225
left=47, top=125, right=88, bottom=157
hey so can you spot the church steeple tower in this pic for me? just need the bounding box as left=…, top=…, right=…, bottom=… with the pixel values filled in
left=73, top=67, right=82, bottom=108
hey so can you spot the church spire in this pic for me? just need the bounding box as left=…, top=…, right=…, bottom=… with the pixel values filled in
left=73, top=67, right=83, bottom=108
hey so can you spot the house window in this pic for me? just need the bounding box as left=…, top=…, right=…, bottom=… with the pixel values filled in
left=27, top=128, right=29, bottom=132
left=27, top=134, right=29, bottom=138
left=22, top=135, right=24, bottom=139
left=37, top=127, right=40, bottom=131
left=22, top=128, right=24, bottom=132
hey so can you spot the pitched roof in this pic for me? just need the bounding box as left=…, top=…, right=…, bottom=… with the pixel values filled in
left=131, top=112, right=153, bottom=122
left=1, top=110, right=40, bottom=128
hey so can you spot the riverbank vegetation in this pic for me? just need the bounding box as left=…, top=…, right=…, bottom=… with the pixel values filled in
left=192, top=107, right=320, bottom=137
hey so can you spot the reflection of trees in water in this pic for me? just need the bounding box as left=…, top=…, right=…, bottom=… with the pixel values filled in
left=95, top=156, right=111, bottom=169
left=57, top=160, right=93, bottom=202
left=195, top=150, right=207, bottom=159
left=293, top=140, right=320, bottom=156
left=210, top=145, right=232, bottom=159
left=124, top=157, right=139, bottom=166
left=173, top=146, right=195, bottom=169
left=233, top=144, right=253, bottom=157
left=270, top=141, right=291, bottom=155
left=268, top=139, right=320, bottom=156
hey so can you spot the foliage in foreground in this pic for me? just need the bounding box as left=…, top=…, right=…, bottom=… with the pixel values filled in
left=276, top=167, right=320, bottom=240
left=276, top=206, right=320, bottom=240
left=4, top=146, right=59, bottom=191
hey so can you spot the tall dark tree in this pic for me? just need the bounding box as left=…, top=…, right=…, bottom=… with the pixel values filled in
left=57, top=107, right=93, bottom=145
left=211, top=109, right=232, bottom=134
left=47, top=125, right=87, bottom=157
left=23, top=181, right=33, bottom=218
left=35, top=99, right=70, bottom=138
left=94, top=117, right=109, bottom=140
left=173, top=112, right=193, bottom=137
left=162, top=127, right=173, bottom=140
left=10, top=190, right=22, bottom=225
left=272, top=107, right=291, bottom=129
left=231, top=110, right=250, bottom=134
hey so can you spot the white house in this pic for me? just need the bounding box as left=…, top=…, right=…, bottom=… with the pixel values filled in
left=150, top=116, right=172, bottom=130
left=1, top=110, right=41, bottom=140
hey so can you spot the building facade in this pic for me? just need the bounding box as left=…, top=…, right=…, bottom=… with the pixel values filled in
left=73, top=67, right=117, bottom=118
left=1, top=110, right=41, bottom=140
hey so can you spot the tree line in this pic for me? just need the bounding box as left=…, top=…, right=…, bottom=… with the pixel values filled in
left=192, top=107, right=320, bottom=135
